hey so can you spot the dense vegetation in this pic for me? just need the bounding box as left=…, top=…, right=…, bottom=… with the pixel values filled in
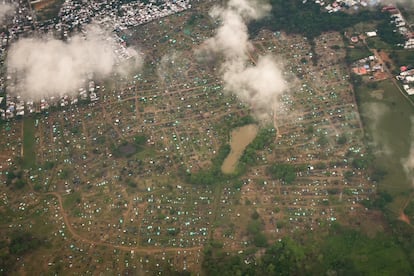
left=267, top=163, right=298, bottom=184
left=0, top=231, right=44, bottom=273
left=248, top=0, right=384, bottom=39
left=239, top=127, right=276, bottom=166
left=247, top=212, right=268, bottom=247
left=229, top=115, right=257, bottom=129
left=377, top=20, right=406, bottom=46
left=111, top=135, right=147, bottom=158
left=5, top=168, right=26, bottom=189
left=183, top=126, right=276, bottom=185
left=203, top=223, right=412, bottom=275
left=182, top=143, right=231, bottom=185
left=36, top=0, right=66, bottom=22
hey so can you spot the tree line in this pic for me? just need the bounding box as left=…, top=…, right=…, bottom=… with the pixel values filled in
left=249, top=0, right=388, bottom=40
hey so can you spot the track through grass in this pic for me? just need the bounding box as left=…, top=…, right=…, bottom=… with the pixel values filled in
left=23, top=117, right=36, bottom=169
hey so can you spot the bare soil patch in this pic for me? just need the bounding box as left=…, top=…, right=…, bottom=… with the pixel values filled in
left=32, top=0, right=56, bottom=11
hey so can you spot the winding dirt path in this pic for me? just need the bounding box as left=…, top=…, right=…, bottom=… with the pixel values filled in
left=399, top=197, right=412, bottom=226
left=45, top=192, right=203, bottom=253
left=398, top=212, right=411, bottom=225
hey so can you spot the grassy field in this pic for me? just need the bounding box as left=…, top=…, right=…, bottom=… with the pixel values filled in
left=389, top=49, right=414, bottom=68
left=34, top=0, right=66, bottom=22
left=63, top=191, right=81, bottom=210
left=355, top=80, right=414, bottom=214
left=319, top=229, right=411, bottom=275
left=347, top=46, right=373, bottom=63
left=23, top=117, right=36, bottom=169
left=366, top=37, right=394, bottom=51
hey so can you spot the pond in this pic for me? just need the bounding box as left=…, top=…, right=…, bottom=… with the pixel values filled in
left=221, top=124, right=258, bottom=174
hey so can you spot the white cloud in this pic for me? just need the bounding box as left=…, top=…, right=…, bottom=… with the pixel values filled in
left=197, top=0, right=288, bottom=120
left=7, top=25, right=143, bottom=100
left=0, top=3, right=14, bottom=24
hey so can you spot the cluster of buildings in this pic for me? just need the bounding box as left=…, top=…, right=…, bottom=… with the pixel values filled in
left=397, top=67, right=414, bottom=95
left=380, top=6, right=414, bottom=95
left=2, top=95, right=25, bottom=118
left=0, top=8, right=377, bottom=271
left=0, top=0, right=192, bottom=120
left=1, top=79, right=100, bottom=119
left=351, top=55, right=384, bottom=76
left=305, top=0, right=372, bottom=13
left=2, top=0, right=191, bottom=43
left=382, top=6, right=414, bottom=49
left=351, top=55, right=384, bottom=78
left=54, top=0, right=190, bottom=34
left=0, top=0, right=36, bottom=119
left=113, top=0, right=191, bottom=29
left=2, top=0, right=36, bottom=42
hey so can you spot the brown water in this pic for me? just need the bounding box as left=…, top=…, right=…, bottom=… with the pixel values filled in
left=221, top=124, right=258, bottom=174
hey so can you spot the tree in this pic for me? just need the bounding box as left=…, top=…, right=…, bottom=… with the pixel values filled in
left=134, top=135, right=147, bottom=146
left=377, top=20, right=405, bottom=46
left=267, top=164, right=297, bottom=184
left=249, top=0, right=383, bottom=40
left=251, top=210, right=260, bottom=220
left=9, top=231, right=42, bottom=255
left=261, top=238, right=305, bottom=275
left=305, top=125, right=314, bottom=135
left=350, top=73, right=363, bottom=87
left=317, top=135, right=329, bottom=146
left=371, top=165, right=387, bottom=182
left=352, top=157, right=369, bottom=169
left=14, top=179, right=26, bottom=189
left=254, top=232, right=268, bottom=247
left=337, top=134, right=347, bottom=145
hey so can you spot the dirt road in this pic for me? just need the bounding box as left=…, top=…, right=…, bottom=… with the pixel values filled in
left=45, top=192, right=203, bottom=254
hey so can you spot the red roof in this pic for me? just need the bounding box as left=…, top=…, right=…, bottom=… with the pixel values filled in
left=382, top=6, right=396, bottom=12
left=353, top=67, right=367, bottom=75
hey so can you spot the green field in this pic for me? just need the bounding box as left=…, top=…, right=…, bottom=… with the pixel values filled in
left=23, top=117, right=36, bottom=169
left=35, top=0, right=66, bottom=22
left=389, top=49, right=414, bottom=68
left=347, top=46, right=373, bottom=63
left=355, top=80, right=414, bottom=213
left=63, top=191, right=81, bottom=210
left=366, top=37, right=393, bottom=51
